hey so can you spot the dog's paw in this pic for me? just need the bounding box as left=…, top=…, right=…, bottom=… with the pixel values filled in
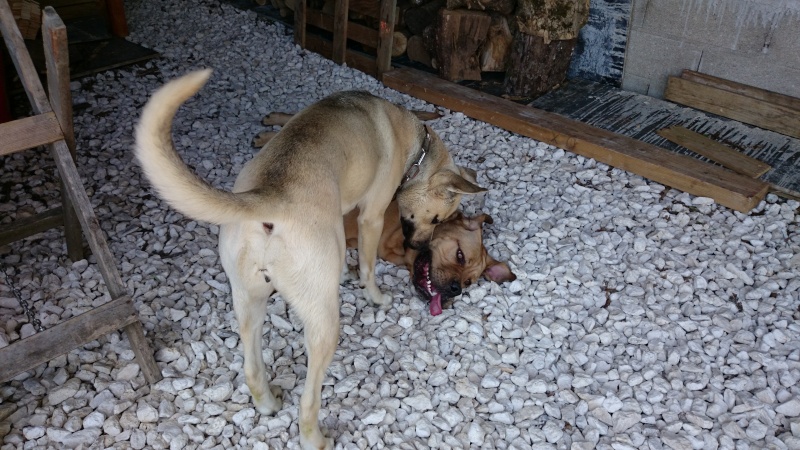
left=252, top=130, right=278, bottom=148
left=254, top=385, right=283, bottom=415
left=300, top=433, right=334, bottom=450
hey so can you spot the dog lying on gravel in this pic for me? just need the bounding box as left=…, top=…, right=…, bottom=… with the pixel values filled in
left=258, top=124, right=515, bottom=315
left=134, top=70, right=485, bottom=450
left=344, top=200, right=516, bottom=315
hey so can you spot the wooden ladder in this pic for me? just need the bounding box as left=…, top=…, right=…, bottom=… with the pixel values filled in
left=0, top=1, right=161, bottom=383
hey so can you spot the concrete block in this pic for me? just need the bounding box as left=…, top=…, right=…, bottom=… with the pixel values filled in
left=765, top=12, right=800, bottom=68
left=622, top=30, right=703, bottom=98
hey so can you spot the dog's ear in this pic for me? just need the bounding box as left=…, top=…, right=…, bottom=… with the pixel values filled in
left=483, top=257, right=516, bottom=283
left=463, top=213, right=493, bottom=231
left=457, top=166, right=479, bottom=185
left=432, top=170, right=487, bottom=196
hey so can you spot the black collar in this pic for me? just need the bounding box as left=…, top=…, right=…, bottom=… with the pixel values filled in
left=400, top=131, right=430, bottom=186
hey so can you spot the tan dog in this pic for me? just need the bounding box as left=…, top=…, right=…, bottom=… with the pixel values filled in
left=344, top=201, right=516, bottom=315
left=134, top=70, right=484, bottom=449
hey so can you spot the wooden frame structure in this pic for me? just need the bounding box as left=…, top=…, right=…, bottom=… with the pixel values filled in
left=293, top=0, right=397, bottom=78
left=0, top=1, right=160, bottom=383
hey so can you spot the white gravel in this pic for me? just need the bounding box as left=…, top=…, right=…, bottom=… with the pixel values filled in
left=2, top=0, right=800, bottom=449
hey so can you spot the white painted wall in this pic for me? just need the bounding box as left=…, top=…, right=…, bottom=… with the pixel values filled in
left=621, top=0, right=800, bottom=99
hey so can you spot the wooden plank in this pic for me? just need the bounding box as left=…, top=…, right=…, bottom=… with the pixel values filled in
left=332, top=0, right=349, bottom=64
left=657, top=126, right=772, bottom=179
left=680, top=70, right=800, bottom=113
left=43, top=6, right=84, bottom=261
left=304, top=33, right=378, bottom=77
left=0, top=112, right=63, bottom=156
left=306, top=9, right=379, bottom=48
left=376, top=0, right=396, bottom=74
left=0, top=296, right=140, bottom=383
left=0, top=206, right=64, bottom=247
left=664, top=76, right=800, bottom=140
left=383, top=67, right=769, bottom=212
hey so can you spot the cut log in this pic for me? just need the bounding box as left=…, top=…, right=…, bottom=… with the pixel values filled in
left=432, top=8, right=491, bottom=81
left=406, top=34, right=433, bottom=67
left=479, top=14, right=511, bottom=72
left=404, top=0, right=445, bottom=35
left=515, top=0, right=589, bottom=44
left=446, top=0, right=514, bottom=14
left=503, top=32, right=576, bottom=98
left=392, top=30, right=409, bottom=56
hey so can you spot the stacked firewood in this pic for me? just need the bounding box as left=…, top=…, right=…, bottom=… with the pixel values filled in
left=401, top=0, right=589, bottom=97
left=10, top=0, right=41, bottom=40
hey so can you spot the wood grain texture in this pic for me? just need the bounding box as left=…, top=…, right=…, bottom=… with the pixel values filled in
left=0, top=296, right=139, bottom=383
left=657, top=126, right=771, bottom=179
left=665, top=77, right=800, bottom=140
left=680, top=70, right=800, bottom=112
left=383, top=67, right=769, bottom=212
left=0, top=112, right=63, bottom=156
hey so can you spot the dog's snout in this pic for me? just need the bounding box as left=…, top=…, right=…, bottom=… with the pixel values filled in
left=444, top=280, right=461, bottom=297
left=401, top=217, right=415, bottom=239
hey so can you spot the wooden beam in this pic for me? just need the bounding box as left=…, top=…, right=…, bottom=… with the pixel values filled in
left=0, top=296, right=140, bottom=383
left=43, top=6, right=83, bottom=261
left=0, top=207, right=64, bottom=247
left=680, top=70, right=800, bottom=112
left=664, top=76, right=800, bottom=140
left=0, top=112, right=63, bottom=156
left=383, top=67, right=769, bottom=213
left=656, top=126, right=771, bottom=179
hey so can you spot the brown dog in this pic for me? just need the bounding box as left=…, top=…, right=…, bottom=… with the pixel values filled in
left=258, top=116, right=515, bottom=316
left=344, top=200, right=516, bottom=316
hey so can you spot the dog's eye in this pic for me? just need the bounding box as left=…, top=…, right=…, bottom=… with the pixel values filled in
left=465, top=279, right=472, bottom=287
left=431, top=216, right=440, bottom=225
left=456, top=248, right=465, bottom=265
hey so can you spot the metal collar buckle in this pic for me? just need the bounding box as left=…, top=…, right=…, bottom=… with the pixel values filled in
left=401, top=132, right=429, bottom=185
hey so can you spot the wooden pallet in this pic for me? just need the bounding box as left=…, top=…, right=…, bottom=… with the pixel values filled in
left=293, top=0, right=396, bottom=78
left=0, top=1, right=160, bottom=383
left=383, top=67, right=769, bottom=213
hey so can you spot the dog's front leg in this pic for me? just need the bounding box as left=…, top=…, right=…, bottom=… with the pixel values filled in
left=357, top=211, right=392, bottom=306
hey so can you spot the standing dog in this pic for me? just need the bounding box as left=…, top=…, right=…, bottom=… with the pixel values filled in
left=344, top=201, right=516, bottom=315
left=134, top=69, right=485, bottom=449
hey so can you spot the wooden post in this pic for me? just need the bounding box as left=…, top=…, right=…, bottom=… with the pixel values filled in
left=332, top=0, right=349, bottom=64
left=294, top=0, right=307, bottom=48
left=376, top=0, right=396, bottom=74
left=42, top=7, right=83, bottom=261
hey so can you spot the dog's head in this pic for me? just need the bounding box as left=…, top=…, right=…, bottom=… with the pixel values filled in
left=396, top=130, right=486, bottom=249
left=408, top=211, right=516, bottom=315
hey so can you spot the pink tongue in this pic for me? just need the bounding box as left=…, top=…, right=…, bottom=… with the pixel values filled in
left=429, top=293, right=443, bottom=316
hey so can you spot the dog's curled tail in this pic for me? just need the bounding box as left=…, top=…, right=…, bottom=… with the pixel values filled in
left=135, top=69, right=254, bottom=225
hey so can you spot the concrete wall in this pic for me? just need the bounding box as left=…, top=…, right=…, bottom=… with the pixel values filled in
left=621, top=0, right=800, bottom=99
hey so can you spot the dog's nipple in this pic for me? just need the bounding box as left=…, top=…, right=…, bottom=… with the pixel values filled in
left=263, top=222, right=274, bottom=233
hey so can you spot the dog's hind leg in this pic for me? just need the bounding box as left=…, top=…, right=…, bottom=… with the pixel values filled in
left=230, top=269, right=283, bottom=415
